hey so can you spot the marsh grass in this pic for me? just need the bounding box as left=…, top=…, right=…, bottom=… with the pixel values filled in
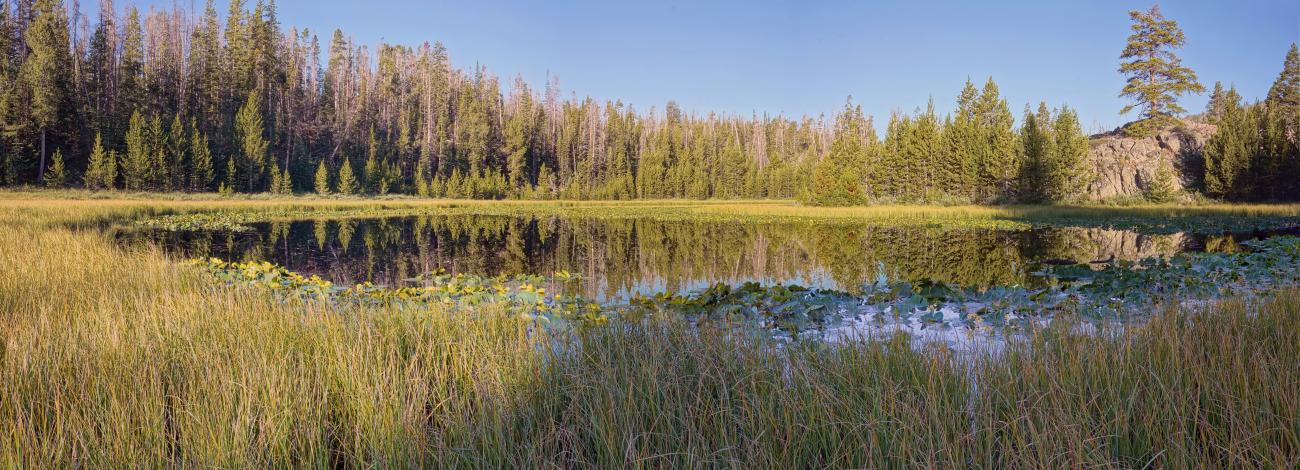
left=1, top=196, right=1298, bottom=467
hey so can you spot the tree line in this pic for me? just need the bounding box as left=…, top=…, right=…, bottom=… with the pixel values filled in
left=1200, top=46, right=1300, bottom=201
left=0, top=1, right=1295, bottom=203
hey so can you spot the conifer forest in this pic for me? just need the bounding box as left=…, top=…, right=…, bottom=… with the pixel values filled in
left=2, top=1, right=1300, bottom=467
left=1, top=1, right=1296, bottom=203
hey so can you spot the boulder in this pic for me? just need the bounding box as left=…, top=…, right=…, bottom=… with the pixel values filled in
left=1087, top=121, right=1216, bottom=200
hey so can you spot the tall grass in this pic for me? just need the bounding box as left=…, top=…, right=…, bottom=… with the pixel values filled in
left=1, top=198, right=1297, bottom=467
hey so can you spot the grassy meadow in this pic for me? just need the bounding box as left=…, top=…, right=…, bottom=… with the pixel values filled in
left=1, top=191, right=1299, bottom=467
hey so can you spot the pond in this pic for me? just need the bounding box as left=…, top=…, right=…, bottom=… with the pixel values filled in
left=119, top=213, right=1298, bottom=302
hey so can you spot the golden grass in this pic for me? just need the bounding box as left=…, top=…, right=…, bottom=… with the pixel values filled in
left=0, top=194, right=1297, bottom=467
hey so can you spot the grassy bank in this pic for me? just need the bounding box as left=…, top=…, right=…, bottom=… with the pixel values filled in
left=7, top=188, right=1300, bottom=233
left=1, top=197, right=1298, bottom=467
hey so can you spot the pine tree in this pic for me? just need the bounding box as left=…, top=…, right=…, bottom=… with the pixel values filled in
left=18, top=0, right=74, bottom=183
left=805, top=99, right=869, bottom=206
left=118, top=7, right=145, bottom=121
left=1265, top=44, right=1300, bottom=114
left=235, top=90, right=268, bottom=191
left=105, top=151, right=119, bottom=191
left=504, top=77, right=534, bottom=190
left=123, top=110, right=151, bottom=191
left=1205, top=81, right=1228, bottom=124
left=1145, top=165, right=1177, bottom=203
left=1118, top=5, right=1204, bottom=136
left=1203, top=87, right=1256, bottom=200
left=42, top=149, right=65, bottom=187
left=1264, top=44, right=1300, bottom=199
left=222, top=156, right=237, bottom=194
left=167, top=115, right=188, bottom=191
left=280, top=166, right=294, bottom=194
left=314, top=160, right=331, bottom=195
left=941, top=79, right=980, bottom=198
left=190, top=123, right=215, bottom=191
left=269, top=161, right=291, bottom=194
left=148, top=115, right=167, bottom=190
left=364, top=129, right=380, bottom=194
left=1045, top=106, right=1093, bottom=202
left=336, top=158, right=358, bottom=195
left=84, top=132, right=116, bottom=190
left=975, top=78, right=1018, bottom=199
left=1018, top=104, right=1051, bottom=202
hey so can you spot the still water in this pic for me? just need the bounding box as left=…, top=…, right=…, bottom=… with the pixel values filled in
left=118, top=214, right=1290, bottom=301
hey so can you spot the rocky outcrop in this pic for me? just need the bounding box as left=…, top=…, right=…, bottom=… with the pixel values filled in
left=1087, top=122, right=1216, bottom=200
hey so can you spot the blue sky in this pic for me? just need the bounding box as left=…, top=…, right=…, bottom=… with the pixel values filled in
left=131, top=0, right=1296, bottom=133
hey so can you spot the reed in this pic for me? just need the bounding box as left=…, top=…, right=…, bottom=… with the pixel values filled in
left=1, top=196, right=1297, bottom=467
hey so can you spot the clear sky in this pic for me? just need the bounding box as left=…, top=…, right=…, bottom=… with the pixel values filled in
left=137, top=0, right=1297, bottom=133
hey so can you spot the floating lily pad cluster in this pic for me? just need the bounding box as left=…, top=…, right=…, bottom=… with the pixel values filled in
left=615, top=236, right=1300, bottom=334
left=140, top=213, right=258, bottom=232
left=189, top=258, right=609, bottom=328
left=191, top=236, right=1300, bottom=337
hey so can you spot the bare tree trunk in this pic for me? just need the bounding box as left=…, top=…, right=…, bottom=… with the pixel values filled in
left=38, top=130, right=47, bottom=181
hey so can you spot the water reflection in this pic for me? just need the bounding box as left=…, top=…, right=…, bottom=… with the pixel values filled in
left=117, top=215, right=1290, bottom=301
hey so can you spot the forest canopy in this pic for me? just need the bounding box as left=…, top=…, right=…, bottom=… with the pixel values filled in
left=0, top=1, right=1295, bottom=203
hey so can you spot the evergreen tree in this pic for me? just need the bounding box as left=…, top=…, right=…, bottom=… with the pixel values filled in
left=167, top=115, right=188, bottom=191
left=235, top=90, right=268, bottom=191
left=222, top=155, right=237, bottom=193
left=280, top=165, right=294, bottom=194
left=269, top=161, right=292, bottom=194
left=123, top=110, right=150, bottom=190
left=336, top=158, right=358, bottom=195
left=941, top=79, right=980, bottom=198
left=1145, top=165, right=1177, bottom=203
left=314, top=160, right=331, bottom=195
left=1205, top=81, right=1228, bottom=124
left=1045, top=106, right=1093, bottom=202
left=364, top=129, right=380, bottom=193
left=1264, top=44, right=1300, bottom=198
left=1018, top=104, right=1051, bottom=202
left=148, top=115, right=167, bottom=190
left=84, top=132, right=115, bottom=190
left=17, top=0, right=74, bottom=183
left=1265, top=44, right=1300, bottom=114
left=189, top=122, right=215, bottom=191
left=118, top=7, right=145, bottom=120
left=42, top=149, right=65, bottom=187
left=504, top=78, right=535, bottom=191
left=1118, top=5, right=1204, bottom=136
left=974, top=78, right=1018, bottom=199
left=805, top=99, right=869, bottom=206
left=1203, top=87, right=1256, bottom=200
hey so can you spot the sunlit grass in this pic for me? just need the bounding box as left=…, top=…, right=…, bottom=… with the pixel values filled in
left=1, top=195, right=1297, bottom=466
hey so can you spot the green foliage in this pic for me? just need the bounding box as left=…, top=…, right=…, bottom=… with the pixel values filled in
left=83, top=133, right=116, bottom=190
left=18, top=0, right=73, bottom=134
left=235, top=90, right=268, bottom=192
left=1205, top=81, right=1228, bottom=124
left=1021, top=104, right=1093, bottom=203
left=364, top=128, right=380, bottom=194
left=189, top=123, right=214, bottom=191
left=123, top=110, right=150, bottom=191
left=42, top=149, right=66, bottom=187
left=0, top=0, right=1284, bottom=207
left=314, top=160, right=332, bottom=195
left=269, top=162, right=293, bottom=195
left=1203, top=88, right=1257, bottom=200
left=1144, top=164, right=1178, bottom=203
left=805, top=100, right=870, bottom=206
left=336, top=158, right=359, bottom=195
left=1118, top=6, right=1205, bottom=136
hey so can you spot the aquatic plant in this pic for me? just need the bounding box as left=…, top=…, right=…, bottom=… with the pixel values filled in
left=189, top=258, right=608, bottom=328
left=618, top=236, right=1300, bottom=334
